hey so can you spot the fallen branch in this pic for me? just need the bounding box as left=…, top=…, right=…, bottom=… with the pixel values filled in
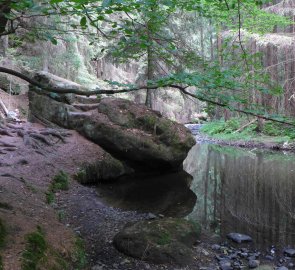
left=233, top=119, right=257, bottom=134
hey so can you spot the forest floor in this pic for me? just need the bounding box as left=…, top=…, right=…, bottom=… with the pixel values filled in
left=0, top=119, right=226, bottom=270
left=0, top=93, right=287, bottom=270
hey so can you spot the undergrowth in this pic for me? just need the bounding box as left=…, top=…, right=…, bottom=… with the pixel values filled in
left=72, top=237, right=87, bottom=270
left=201, top=118, right=295, bottom=142
left=21, top=226, right=86, bottom=270
left=46, top=171, right=69, bottom=204
left=22, top=226, right=47, bottom=270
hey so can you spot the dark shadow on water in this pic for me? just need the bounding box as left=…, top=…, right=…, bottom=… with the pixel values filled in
left=96, top=171, right=197, bottom=217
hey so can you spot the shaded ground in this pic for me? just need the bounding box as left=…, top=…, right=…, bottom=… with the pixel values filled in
left=0, top=120, right=220, bottom=270
left=0, top=98, right=284, bottom=269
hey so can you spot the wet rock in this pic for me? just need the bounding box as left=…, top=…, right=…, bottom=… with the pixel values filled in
left=249, top=260, right=260, bottom=268
left=288, top=263, right=294, bottom=268
left=277, top=267, right=288, bottom=270
left=227, top=233, right=252, bottom=244
left=284, top=249, right=295, bottom=257
left=113, top=218, right=201, bottom=265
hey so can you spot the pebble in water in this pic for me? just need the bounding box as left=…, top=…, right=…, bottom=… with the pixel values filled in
left=249, top=260, right=260, bottom=269
left=227, top=233, right=253, bottom=244
left=284, top=249, right=295, bottom=258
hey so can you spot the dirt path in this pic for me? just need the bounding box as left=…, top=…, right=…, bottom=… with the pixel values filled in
left=0, top=119, right=221, bottom=270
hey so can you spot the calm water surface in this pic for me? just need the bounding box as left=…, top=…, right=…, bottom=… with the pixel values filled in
left=98, top=142, right=295, bottom=249
left=184, top=143, right=295, bottom=249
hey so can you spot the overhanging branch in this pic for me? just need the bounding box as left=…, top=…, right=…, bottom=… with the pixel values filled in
left=0, top=67, right=294, bottom=127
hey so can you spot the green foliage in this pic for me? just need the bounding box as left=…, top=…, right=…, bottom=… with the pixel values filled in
left=46, top=171, right=69, bottom=204
left=3, top=0, right=293, bottom=123
left=71, top=238, right=87, bottom=270
left=57, top=210, right=65, bottom=222
left=263, top=122, right=295, bottom=139
left=22, top=227, right=47, bottom=270
left=201, top=118, right=295, bottom=141
left=21, top=226, right=77, bottom=270
left=51, top=171, right=69, bottom=191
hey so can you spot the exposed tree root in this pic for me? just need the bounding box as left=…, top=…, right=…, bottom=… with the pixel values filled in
left=0, top=123, right=72, bottom=154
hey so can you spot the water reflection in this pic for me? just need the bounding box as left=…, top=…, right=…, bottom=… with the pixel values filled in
left=97, top=171, right=197, bottom=217
left=184, top=143, right=295, bottom=248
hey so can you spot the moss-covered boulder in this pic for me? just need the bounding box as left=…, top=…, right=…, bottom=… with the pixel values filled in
left=28, top=73, right=195, bottom=172
left=76, top=153, right=130, bottom=184
left=113, top=218, right=201, bottom=265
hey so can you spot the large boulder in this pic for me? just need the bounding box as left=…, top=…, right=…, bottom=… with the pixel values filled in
left=113, top=218, right=201, bottom=265
left=28, top=73, right=195, bottom=172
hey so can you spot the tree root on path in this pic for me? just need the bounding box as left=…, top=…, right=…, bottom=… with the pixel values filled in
left=0, top=123, right=72, bottom=154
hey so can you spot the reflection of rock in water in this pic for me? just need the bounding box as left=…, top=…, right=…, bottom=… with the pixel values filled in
left=97, top=171, right=197, bottom=217
left=185, top=143, right=295, bottom=249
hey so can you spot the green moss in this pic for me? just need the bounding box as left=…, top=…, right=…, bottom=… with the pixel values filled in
left=22, top=227, right=47, bottom=270
left=71, top=238, right=87, bottom=270
left=57, top=210, right=65, bottom=222
left=46, top=171, right=69, bottom=205
left=157, top=232, right=171, bottom=246
left=139, top=115, right=157, bottom=131
left=51, top=171, right=69, bottom=192
left=74, top=169, right=86, bottom=183
left=46, top=191, right=55, bottom=204
left=21, top=226, right=79, bottom=270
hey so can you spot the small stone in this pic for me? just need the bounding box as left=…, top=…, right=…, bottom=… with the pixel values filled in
left=227, top=233, right=252, bottom=244
left=249, top=260, right=260, bottom=269
left=265, top=255, right=274, bottom=261
left=288, top=263, right=294, bottom=268
left=277, top=267, right=288, bottom=270
left=212, top=244, right=221, bottom=250
left=285, top=249, right=295, bottom=257
left=147, top=213, right=157, bottom=220
left=240, top=253, right=248, bottom=258
left=219, top=261, right=233, bottom=270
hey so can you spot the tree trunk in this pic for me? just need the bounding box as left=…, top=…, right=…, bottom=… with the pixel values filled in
left=145, top=23, right=154, bottom=109
left=0, top=1, right=11, bottom=35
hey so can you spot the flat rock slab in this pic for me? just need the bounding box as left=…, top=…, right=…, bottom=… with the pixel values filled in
left=227, top=233, right=252, bottom=244
left=113, top=218, right=201, bottom=266
left=284, top=248, right=295, bottom=257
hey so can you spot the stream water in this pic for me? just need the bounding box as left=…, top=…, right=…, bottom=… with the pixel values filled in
left=185, top=143, right=295, bottom=249
left=98, top=142, right=295, bottom=249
